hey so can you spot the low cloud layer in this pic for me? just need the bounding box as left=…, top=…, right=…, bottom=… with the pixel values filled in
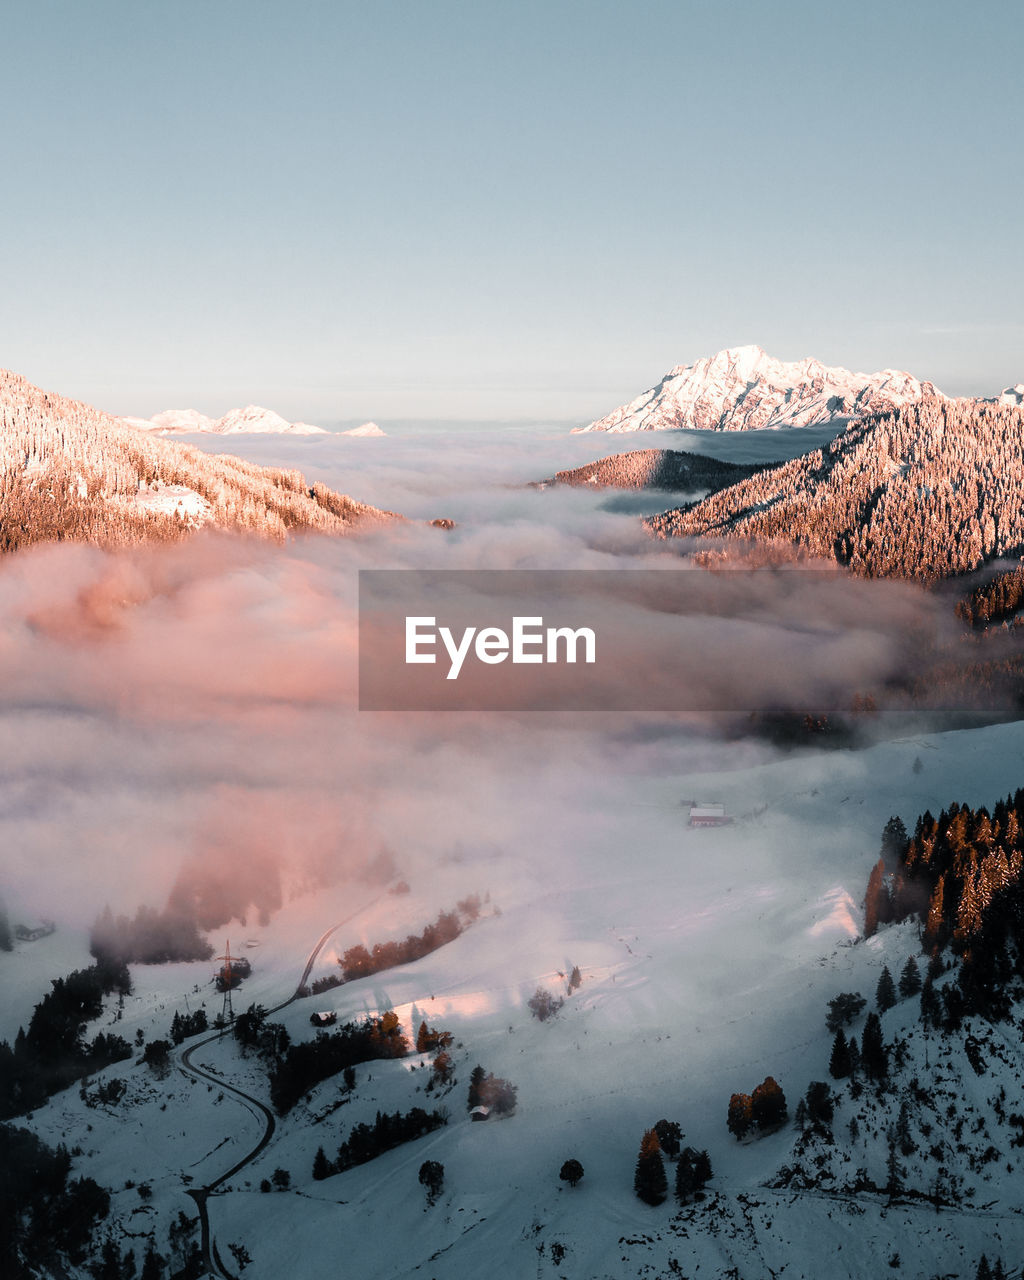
left=0, top=425, right=963, bottom=943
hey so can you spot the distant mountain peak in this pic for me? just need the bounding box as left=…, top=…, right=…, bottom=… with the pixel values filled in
left=139, top=405, right=327, bottom=435
left=341, top=421, right=386, bottom=438
left=576, top=345, right=944, bottom=434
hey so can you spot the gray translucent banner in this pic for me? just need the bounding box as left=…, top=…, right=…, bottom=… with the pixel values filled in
left=358, top=568, right=940, bottom=712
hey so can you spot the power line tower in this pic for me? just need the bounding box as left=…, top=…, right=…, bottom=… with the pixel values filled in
left=214, top=940, right=236, bottom=1025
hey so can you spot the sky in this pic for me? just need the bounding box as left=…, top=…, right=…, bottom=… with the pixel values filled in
left=1, top=0, right=1021, bottom=423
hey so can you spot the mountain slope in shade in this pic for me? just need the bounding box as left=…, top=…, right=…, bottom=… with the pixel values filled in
left=645, top=397, right=1024, bottom=581
left=136, top=405, right=327, bottom=435
left=533, top=447, right=779, bottom=493
left=576, top=344, right=943, bottom=434
left=0, top=369, right=398, bottom=552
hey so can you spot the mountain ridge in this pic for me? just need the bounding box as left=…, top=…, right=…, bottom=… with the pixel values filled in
left=0, top=368, right=398, bottom=552
left=577, top=344, right=945, bottom=434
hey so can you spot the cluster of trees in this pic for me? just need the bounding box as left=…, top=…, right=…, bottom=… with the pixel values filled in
left=0, top=961, right=132, bottom=1118
left=527, top=987, right=564, bottom=1022
left=0, top=367, right=391, bottom=553
left=90, top=904, right=213, bottom=967
left=868, top=798, right=1024, bottom=1018
left=727, top=1077, right=788, bottom=1139
left=339, top=898, right=483, bottom=983
left=543, top=448, right=776, bottom=494
left=633, top=1126, right=712, bottom=1206
left=169, top=1008, right=208, bottom=1045
left=647, top=398, right=1024, bottom=582
left=416, top=1022, right=453, bottom=1053
left=0, top=898, right=11, bottom=951
left=0, top=1124, right=111, bottom=1279
left=313, top=1106, right=448, bottom=1179
left=957, top=564, right=1024, bottom=628
left=269, top=1012, right=409, bottom=1114
left=467, top=1065, right=517, bottom=1116
left=419, top=1159, right=445, bottom=1204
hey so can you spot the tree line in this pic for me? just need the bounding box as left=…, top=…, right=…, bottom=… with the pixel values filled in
left=313, top=1106, right=448, bottom=1180
left=338, top=896, right=483, bottom=983
left=0, top=959, right=132, bottom=1119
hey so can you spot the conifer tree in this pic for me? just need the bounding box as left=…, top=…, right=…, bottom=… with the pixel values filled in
left=140, top=1244, right=164, bottom=1280
left=674, top=1147, right=696, bottom=1203
left=829, top=1029, right=851, bottom=1080
left=898, top=956, right=922, bottom=998
left=653, top=1118, right=682, bottom=1160
left=633, top=1129, right=668, bottom=1205
left=467, top=1065, right=486, bottom=1111
left=727, top=1093, right=753, bottom=1140
left=920, top=977, right=942, bottom=1029
left=312, top=1146, right=332, bottom=1181
left=875, top=966, right=897, bottom=1012
left=418, top=1159, right=445, bottom=1205
left=865, top=860, right=892, bottom=937
left=976, top=1258, right=992, bottom=1280
left=861, top=1013, right=888, bottom=1081
left=751, top=1077, right=787, bottom=1129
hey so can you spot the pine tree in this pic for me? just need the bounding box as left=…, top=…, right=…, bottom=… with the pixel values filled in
left=975, top=1255, right=991, bottom=1280
left=881, top=816, right=909, bottom=862
left=727, top=1093, right=753, bottom=1140
left=312, top=1146, right=332, bottom=1181
left=418, top=1159, right=445, bottom=1204
left=653, top=1118, right=682, bottom=1160
left=898, top=956, right=922, bottom=998
left=920, top=977, right=942, bottom=1029
left=829, top=1029, right=851, bottom=1079
left=861, top=1013, right=888, bottom=1081
left=875, top=966, right=897, bottom=1012
left=633, top=1129, right=668, bottom=1205
left=865, top=859, right=892, bottom=937
left=467, top=1064, right=486, bottom=1111
left=674, top=1147, right=696, bottom=1203
left=416, top=1021, right=430, bottom=1053
left=751, top=1077, right=787, bottom=1130
left=140, top=1245, right=164, bottom=1280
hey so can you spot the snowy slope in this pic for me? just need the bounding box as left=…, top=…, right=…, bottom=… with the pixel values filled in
left=14, top=720, right=1024, bottom=1279
left=576, top=345, right=944, bottom=433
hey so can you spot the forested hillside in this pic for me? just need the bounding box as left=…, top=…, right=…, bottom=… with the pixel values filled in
left=0, top=369, right=397, bottom=551
left=534, top=447, right=779, bottom=492
left=646, top=399, right=1024, bottom=582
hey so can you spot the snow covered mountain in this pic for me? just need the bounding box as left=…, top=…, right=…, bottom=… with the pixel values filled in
left=0, top=368, right=397, bottom=551
left=997, top=384, right=1024, bottom=407
left=576, top=345, right=944, bottom=433
left=645, top=396, right=1024, bottom=580
left=341, top=421, right=386, bottom=438
left=130, top=405, right=327, bottom=435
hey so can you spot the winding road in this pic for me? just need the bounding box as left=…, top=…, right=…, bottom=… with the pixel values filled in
left=176, top=905, right=380, bottom=1279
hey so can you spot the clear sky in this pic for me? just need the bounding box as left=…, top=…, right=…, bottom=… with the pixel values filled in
left=2, top=1, right=1021, bottom=423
